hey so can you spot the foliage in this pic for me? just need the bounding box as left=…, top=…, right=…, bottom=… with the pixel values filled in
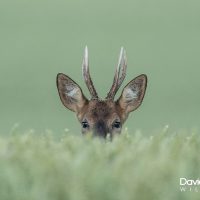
left=0, top=128, right=199, bottom=200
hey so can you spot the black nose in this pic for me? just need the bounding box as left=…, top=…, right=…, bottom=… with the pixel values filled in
left=94, top=120, right=108, bottom=138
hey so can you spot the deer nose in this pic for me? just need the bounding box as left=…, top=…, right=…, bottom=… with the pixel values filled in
left=94, top=120, right=108, bottom=138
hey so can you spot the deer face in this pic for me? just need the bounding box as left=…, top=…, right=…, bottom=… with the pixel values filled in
left=57, top=47, right=147, bottom=138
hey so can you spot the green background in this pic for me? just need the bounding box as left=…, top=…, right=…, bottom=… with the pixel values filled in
left=0, top=0, right=199, bottom=134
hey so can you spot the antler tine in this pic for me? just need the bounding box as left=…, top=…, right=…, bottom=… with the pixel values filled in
left=106, top=47, right=127, bottom=100
left=82, top=46, right=99, bottom=99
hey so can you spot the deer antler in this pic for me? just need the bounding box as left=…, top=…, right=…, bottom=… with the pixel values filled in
left=106, top=47, right=127, bottom=100
left=82, top=46, right=99, bottom=99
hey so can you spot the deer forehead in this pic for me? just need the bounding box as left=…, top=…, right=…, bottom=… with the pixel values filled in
left=84, top=100, right=119, bottom=122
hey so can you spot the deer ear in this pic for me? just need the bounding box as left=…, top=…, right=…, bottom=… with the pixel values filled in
left=117, top=74, right=147, bottom=114
left=57, top=73, right=88, bottom=113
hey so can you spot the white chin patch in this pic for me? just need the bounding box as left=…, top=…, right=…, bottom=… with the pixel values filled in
left=125, top=88, right=138, bottom=101
left=65, top=85, right=79, bottom=98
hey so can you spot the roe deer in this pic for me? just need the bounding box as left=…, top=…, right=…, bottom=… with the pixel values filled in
left=57, top=47, right=147, bottom=138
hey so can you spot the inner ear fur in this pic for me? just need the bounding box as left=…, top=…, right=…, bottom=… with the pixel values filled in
left=116, top=74, right=147, bottom=114
left=57, top=73, right=88, bottom=112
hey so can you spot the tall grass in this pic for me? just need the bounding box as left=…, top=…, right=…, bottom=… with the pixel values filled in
left=0, top=128, right=199, bottom=200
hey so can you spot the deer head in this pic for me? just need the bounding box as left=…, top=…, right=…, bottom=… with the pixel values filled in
left=57, top=47, right=147, bottom=138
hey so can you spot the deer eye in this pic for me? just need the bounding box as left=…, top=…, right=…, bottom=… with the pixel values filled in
left=113, top=121, right=121, bottom=129
left=82, top=121, right=89, bottom=129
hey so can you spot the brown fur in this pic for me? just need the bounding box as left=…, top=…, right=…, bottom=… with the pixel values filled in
left=57, top=73, right=147, bottom=138
left=56, top=48, right=147, bottom=138
left=77, top=99, right=122, bottom=137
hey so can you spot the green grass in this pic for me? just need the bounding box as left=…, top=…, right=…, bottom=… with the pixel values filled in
left=0, top=1, right=199, bottom=198
left=0, top=128, right=200, bottom=200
